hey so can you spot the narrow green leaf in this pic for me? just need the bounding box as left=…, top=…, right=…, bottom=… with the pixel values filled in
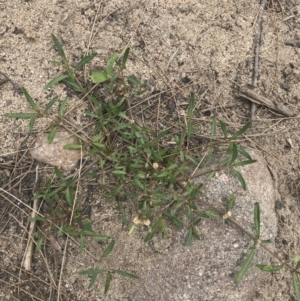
left=237, top=147, right=252, bottom=160
left=29, top=114, right=37, bottom=132
left=112, top=269, right=139, bottom=279
left=132, top=90, right=146, bottom=96
left=82, top=230, right=95, bottom=237
left=51, top=34, right=68, bottom=65
left=104, top=271, right=112, bottom=294
left=153, top=171, right=170, bottom=178
left=293, top=273, right=300, bottom=301
left=173, top=200, right=186, bottom=211
left=78, top=267, right=104, bottom=275
left=45, top=179, right=52, bottom=190
left=194, top=217, right=202, bottom=225
left=92, top=134, right=103, bottom=143
left=292, top=254, right=300, bottom=262
left=192, top=226, right=200, bottom=240
left=144, top=221, right=159, bottom=242
left=170, top=215, right=184, bottom=229
left=112, top=170, right=127, bottom=175
left=62, top=77, right=83, bottom=92
left=44, top=180, right=74, bottom=199
left=88, top=272, right=99, bottom=289
left=44, top=75, right=69, bottom=90
left=63, top=143, right=82, bottom=150
left=58, top=226, right=63, bottom=237
left=187, top=122, right=193, bottom=139
left=220, top=120, right=228, bottom=138
left=5, top=112, right=37, bottom=119
left=158, top=218, right=168, bottom=236
left=256, top=264, right=283, bottom=272
left=99, top=157, right=106, bottom=169
left=120, top=206, right=127, bottom=225
left=186, top=154, right=199, bottom=166
left=79, top=267, right=104, bottom=289
left=261, top=239, right=272, bottom=244
left=179, top=150, right=185, bottom=161
left=188, top=93, right=195, bottom=117
left=75, top=53, right=97, bottom=70
left=133, top=177, right=145, bottom=190
left=92, top=143, right=106, bottom=150
left=254, top=202, right=260, bottom=237
left=90, top=71, right=109, bottom=84
left=204, top=147, right=213, bottom=164
left=231, top=143, right=238, bottom=163
left=199, top=210, right=219, bottom=218
left=48, top=125, right=57, bottom=144
left=32, top=193, right=46, bottom=200
left=166, top=163, right=178, bottom=170
left=163, top=211, right=183, bottom=229
left=185, top=226, right=193, bottom=246
left=231, top=122, right=250, bottom=139
left=102, top=240, right=115, bottom=258
left=136, top=171, right=147, bottom=179
left=151, top=129, right=170, bottom=145
left=186, top=205, right=192, bottom=220
left=65, top=186, right=74, bottom=206
left=22, top=87, right=39, bottom=112
left=207, top=171, right=215, bottom=180
left=128, top=224, right=135, bottom=235
left=45, top=96, right=58, bottom=111
left=121, top=48, right=130, bottom=69
left=36, top=238, right=43, bottom=251
left=79, top=235, right=85, bottom=253
left=29, top=216, right=46, bottom=222
left=228, top=195, right=236, bottom=210
left=127, top=76, right=144, bottom=86
left=220, top=156, right=231, bottom=166
left=189, top=183, right=203, bottom=200
left=54, top=166, right=64, bottom=180
left=106, top=53, right=118, bottom=77
left=118, top=111, right=131, bottom=121
left=234, top=246, right=256, bottom=284
left=230, top=168, right=246, bottom=190
left=59, top=97, right=68, bottom=117
left=232, top=159, right=256, bottom=168
left=210, top=117, right=216, bottom=139
left=109, top=71, right=119, bottom=90
left=91, top=235, right=110, bottom=241
left=227, top=142, right=234, bottom=154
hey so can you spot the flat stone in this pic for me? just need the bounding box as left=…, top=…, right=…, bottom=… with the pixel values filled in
left=130, top=150, right=277, bottom=301
left=30, top=129, right=81, bottom=171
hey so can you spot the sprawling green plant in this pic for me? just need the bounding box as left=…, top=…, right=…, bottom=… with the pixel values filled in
left=5, top=35, right=300, bottom=298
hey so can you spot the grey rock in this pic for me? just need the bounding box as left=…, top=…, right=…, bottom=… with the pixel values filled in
left=130, top=150, right=277, bottom=301
left=30, top=129, right=81, bottom=171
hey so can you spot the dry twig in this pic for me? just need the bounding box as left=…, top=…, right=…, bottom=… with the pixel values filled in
left=251, top=0, right=267, bottom=126
left=284, top=40, right=300, bottom=47
left=239, top=85, right=298, bottom=117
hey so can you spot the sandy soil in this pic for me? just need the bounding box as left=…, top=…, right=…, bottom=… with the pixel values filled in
left=1, top=0, right=300, bottom=300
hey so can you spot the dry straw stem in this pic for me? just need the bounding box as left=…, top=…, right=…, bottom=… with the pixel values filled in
left=22, top=165, right=40, bottom=271
left=22, top=196, right=38, bottom=271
